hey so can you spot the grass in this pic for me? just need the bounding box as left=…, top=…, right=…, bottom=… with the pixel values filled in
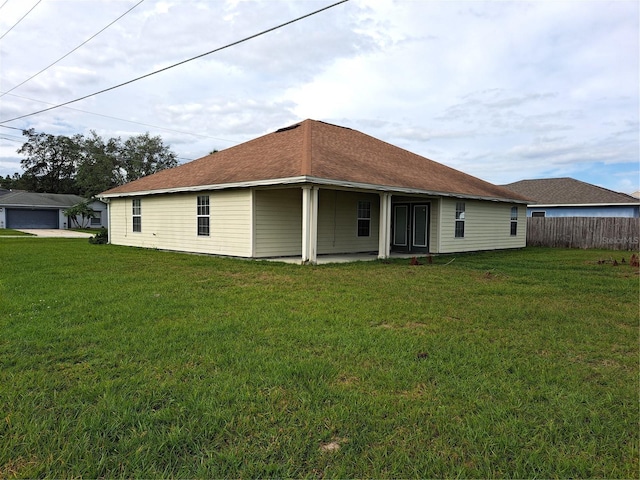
left=0, top=239, right=638, bottom=478
left=70, top=228, right=102, bottom=233
left=0, top=229, right=34, bottom=236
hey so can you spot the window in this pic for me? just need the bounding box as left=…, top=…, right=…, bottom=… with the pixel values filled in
left=455, top=202, right=465, bottom=238
left=510, top=206, right=518, bottom=236
left=197, top=195, right=210, bottom=236
left=132, top=199, right=141, bottom=232
left=90, top=211, right=101, bottom=226
left=531, top=211, right=546, bottom=218
left=357, top=201, right=371, bottom=237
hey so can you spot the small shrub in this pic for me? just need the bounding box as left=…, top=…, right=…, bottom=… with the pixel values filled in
left=88, top=227, right=108, bottom=244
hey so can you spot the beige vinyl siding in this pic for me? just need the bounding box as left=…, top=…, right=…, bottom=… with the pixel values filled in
left=437, top=199, right=526, bottom=253
left=317, top=190, right=380, bottom=254
left=108, top=190, right=252, bottom=256
left=254, top=188, right=302, bottom=257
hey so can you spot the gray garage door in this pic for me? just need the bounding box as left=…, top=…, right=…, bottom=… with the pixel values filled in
left=6, top=208, right=59, bottom=229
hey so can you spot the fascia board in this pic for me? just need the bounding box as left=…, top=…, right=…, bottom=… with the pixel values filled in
left=530, top=202, right=640, bottom=208
left=99, top=176, right=310, bottom=199
left=305, top=176, right=530, bottom=204
left=99, top=175, right=529, bottom=204
left=0, top=203, right=67, bottom=208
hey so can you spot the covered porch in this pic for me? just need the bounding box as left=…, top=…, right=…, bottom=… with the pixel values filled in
left=297, top=186, right=439, bottom=264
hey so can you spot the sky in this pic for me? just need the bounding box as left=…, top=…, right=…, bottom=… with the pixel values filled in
left=0, top=0, right=638, bottom=195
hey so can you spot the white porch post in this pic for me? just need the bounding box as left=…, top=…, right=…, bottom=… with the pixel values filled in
left=378, top=192, right=391, bottom=259
left=301, top=186, right=318, bottom=264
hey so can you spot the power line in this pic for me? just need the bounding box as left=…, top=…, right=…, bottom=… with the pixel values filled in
left=0, top=1, right=9, bottom=12
left=0, top=0, right=145, bottom=98
left=0, top=133, right=24, bottom=142
left=1, top=91, right=238, bottom=143
left=0, top=0, right=42, bottom=41
left=0, top=0, right=350, bottom=124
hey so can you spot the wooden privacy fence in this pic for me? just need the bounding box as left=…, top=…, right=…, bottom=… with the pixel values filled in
left=527, top=217, right=640, bottom=250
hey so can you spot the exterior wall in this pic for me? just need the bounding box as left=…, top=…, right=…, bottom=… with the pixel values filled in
left=88, top=200, right=108, bottom=228
left=109, top=190, right=252, bottom=256
left=254, top=188, right=303, bottom=257
left=438, top=199, right=526, bottom=253
left=317, top=189, right=380, bottom=254
left=528, top=205, right=640, bottom=218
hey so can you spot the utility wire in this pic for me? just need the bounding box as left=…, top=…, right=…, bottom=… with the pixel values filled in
left=0, top=133, right=24, bottom=142
left=0, top=0, right=42, bottom=40
left=1, top=91, right=238, bottom=143
left=0, top=1, right=9, bottom=12
left=0, top=0, right=350, bottom=124
left=0, top=0, right=145, bottom=98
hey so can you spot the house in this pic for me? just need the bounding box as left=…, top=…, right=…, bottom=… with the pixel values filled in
left=502, top=178, right=640, bottom=218
left=0, top=191, right=108, bottom=229
left=99, top=119, right=528, bottom=263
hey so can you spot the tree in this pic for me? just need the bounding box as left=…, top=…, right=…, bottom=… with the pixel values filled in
left=63, top=200, right=96, bottom=228
left=76, top=131, right=122, bottom=198
left=11, top=129, right=179, bottom=195
left=119, top=132, right=178, bottom=183
left=17, top=129, right=83, bottom=194
left=0, top=172, right=36, bottom=190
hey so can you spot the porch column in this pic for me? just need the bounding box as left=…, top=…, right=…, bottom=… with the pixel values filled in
left=301, top=186, right=318, bottom=264
left=378, top=192, right=391, bottom=259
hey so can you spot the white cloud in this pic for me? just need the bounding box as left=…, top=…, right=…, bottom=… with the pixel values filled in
left=0, top=0, right=637, bottom=193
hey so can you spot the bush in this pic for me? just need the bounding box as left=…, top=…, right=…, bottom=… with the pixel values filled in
left=88, top=227, right=108, bottom=244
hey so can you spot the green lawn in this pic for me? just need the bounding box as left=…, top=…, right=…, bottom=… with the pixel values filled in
left=0, top=239, right=638, bottom=478
left=0, top=229, right=34, bottom=236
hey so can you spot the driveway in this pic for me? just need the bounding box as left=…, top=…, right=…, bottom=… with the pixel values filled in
left=16, top=229, right=94, bottom=238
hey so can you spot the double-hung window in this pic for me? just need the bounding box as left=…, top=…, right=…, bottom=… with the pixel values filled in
left=510, top=206, right=518, bottom=236
left=197, top=195, right=210, bottom=236
left=132, top=199, right=141, bottom=232
left=455, top=202, right=465, bottom=238
left=357, top=201, right=371, bottom=237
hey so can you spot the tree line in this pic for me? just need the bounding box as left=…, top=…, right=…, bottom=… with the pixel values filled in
left=1, top=129, right=179, bottom=198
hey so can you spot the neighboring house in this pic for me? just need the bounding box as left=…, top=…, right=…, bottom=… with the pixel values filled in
left=502, top=178, right=640, bottom=218
left=0, top=191, right=108, bottom=229
left=99, top=119, right=528, bottom=263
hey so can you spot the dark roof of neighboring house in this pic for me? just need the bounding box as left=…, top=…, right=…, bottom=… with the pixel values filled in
left=502, top=178, right=639, bottom=205
left=101, top=119, right=527, bottom=202
left=0, top=191, right=85, bottom=208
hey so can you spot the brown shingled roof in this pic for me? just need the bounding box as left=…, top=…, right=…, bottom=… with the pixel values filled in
left=101, top=119, right=526, bottom=202
left=502, top=178, right=638, bottom=205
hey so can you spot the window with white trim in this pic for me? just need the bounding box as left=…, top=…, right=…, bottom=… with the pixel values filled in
left=455, top=202, right=465, bottom=238
left=197, top=195, right=210, bottom=236
left=132, top=199, right=141, bottom=232
left=510, top=206, right=518, bottom=236
left=357, top=201, right=371, bottom=237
